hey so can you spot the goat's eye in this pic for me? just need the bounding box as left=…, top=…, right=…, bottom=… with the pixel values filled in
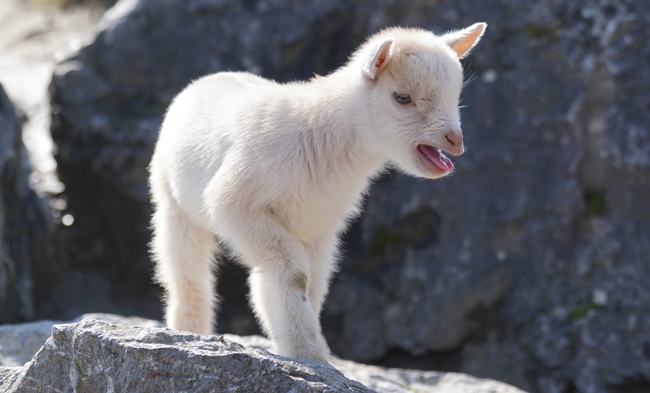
left=393, top=92, right=412, bottom=105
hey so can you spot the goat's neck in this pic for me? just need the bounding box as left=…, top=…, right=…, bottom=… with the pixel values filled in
left=295, top=70, right=386, bottom=181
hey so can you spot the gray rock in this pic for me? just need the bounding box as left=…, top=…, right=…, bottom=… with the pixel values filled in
left=0, top=83, right=30, bottom=323
left=0, top=83, right=54, bottom=324
left=47, top=0, right=650, bottom=392
left=0, top=319, right=61, bottom=367
left=0, top=316, right=525, bottom=393
left=0, top=313, right=163, bottom=367
left=327, top=3, right=650, bottom=393
left=229, top=335, right=527, bottom=393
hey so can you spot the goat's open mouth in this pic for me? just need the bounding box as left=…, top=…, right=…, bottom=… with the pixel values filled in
left=417, top=144, right=454, bottom=173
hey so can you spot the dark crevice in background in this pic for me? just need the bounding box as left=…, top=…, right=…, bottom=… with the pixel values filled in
left=373, top=347, right=464, bottom=372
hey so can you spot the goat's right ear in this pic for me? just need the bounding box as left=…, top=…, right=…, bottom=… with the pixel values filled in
left=363, top=38, right=393, bottom=80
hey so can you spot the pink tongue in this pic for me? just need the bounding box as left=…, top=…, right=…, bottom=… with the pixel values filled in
left=418, top=145, right=454, bottom=172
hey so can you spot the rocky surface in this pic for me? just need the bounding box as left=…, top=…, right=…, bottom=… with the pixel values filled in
left=0, top=0, right=132, bottom=321
left=0, top=0, right=104, bottom=195
left=0, top=83, right=56, bottom=324
left=46, top=0, right=650, bottom=392
left=0, top=315, right=525, bottom=393
left=0, top=83, right=31, bottom=323
left=0, top=0, right=163, bottom=321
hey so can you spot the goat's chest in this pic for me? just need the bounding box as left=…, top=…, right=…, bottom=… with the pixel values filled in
left=280, top=173, right=371, bottom=241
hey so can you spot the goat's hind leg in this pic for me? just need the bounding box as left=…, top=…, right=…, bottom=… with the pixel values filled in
left=151, top=191, right=218, bottom=334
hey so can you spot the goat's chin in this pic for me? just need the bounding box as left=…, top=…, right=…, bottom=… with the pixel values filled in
left=413, top=161, right=452, bottom=179
left=390, top=156, right=451, bottom=180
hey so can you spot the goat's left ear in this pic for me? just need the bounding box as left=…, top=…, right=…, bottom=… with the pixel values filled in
left=441, top=22, right=487, bottom=59
left=363, top=38, right=393, bottom=80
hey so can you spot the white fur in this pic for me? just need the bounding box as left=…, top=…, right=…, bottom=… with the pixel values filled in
left=149, top=24, right=486, bottom=361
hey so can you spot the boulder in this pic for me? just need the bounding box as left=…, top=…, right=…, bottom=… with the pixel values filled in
left=0, top=315, right=525, bottom=393
left=0, top=313, right=163, bottom=367
left=48, top=0, right=650, bottom=392
left=0, top=83, right=54, bottom=324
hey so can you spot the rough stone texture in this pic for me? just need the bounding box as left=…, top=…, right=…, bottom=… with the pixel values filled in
left=48, top=1, right=650, bottom=392
left=0, top=313, right=163, bottom=367
left=0, top=316, right=525, bottom=393
left=0, top=0, right=105, bottom=196
left=227, top=334, right=527, bottom=393
left=329, top=4, right=650, bottom=393
left=0, top=83, right=55, bottom=324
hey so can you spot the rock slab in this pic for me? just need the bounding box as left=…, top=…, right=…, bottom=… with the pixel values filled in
left=0, top=317, right=525, bottom=393
left=0, top=83, right=55, bottom=324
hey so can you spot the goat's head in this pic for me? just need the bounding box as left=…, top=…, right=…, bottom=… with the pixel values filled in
left=358, top=23, right=486, bottom=179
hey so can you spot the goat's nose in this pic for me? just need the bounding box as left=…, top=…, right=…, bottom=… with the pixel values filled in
left=445, top=131, right=463, bottom=148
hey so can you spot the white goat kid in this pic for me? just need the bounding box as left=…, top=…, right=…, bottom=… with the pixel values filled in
left=149, top=23, right=487, bottom=361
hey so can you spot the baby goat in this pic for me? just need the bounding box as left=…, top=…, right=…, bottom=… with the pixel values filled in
left=149, top=23, right=487, bottom=361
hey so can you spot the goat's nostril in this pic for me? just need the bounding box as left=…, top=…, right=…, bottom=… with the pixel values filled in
left=445, top=133, right=463, bottom=148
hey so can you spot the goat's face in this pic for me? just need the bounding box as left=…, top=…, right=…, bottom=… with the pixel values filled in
left=372, top=49, right=464, bottom=179
left=361, top=24, right=485, bottom=179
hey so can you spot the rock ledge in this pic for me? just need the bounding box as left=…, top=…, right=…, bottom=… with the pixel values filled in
left=0, top=316, right=526, bottom=392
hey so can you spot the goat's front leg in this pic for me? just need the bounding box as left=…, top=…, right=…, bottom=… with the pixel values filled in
left=306, top=232, right=340, bottom=316
left=222, top=212, right=330, bottom=361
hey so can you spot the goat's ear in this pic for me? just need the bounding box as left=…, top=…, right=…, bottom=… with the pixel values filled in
left=441, top=22, right=487, bottom=59
left=363, top=38, right=393, bottom=80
